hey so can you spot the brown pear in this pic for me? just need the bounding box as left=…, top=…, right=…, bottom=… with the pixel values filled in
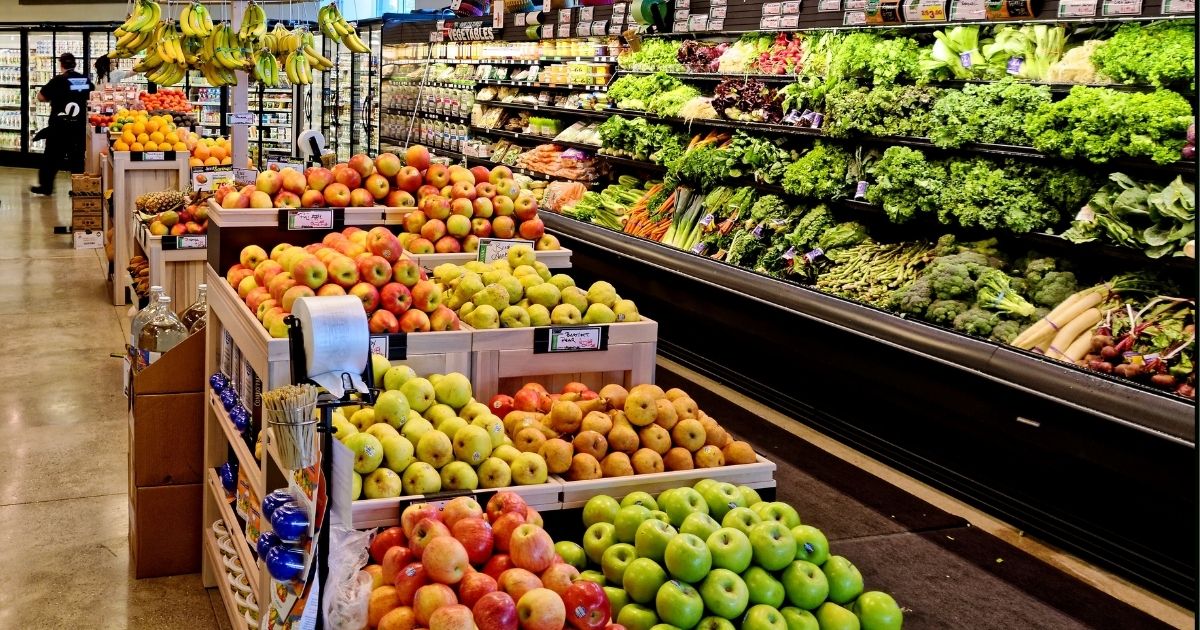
left=653, top=398, right=678, bottom=430
left=671, top=418, right=707, bottom=452
left=629, top=383, right=666, bottom=401
left=631, top=448, right=664, bottom=474
left=576, top=396, right=607, bottom=415
left=638, top=424, right=672, bottom=455
left=573, top=430, right=608, bottom=460
left=665, top=387, right=690, bottom=401
left=663, top=447, right=695, bottom=471
left=671, top=397, right=699, bottom=421
left=539, top=438, right=574, bottom=474
left=694, top=444, right=725, bottom=468
left=568, top=453, right=603, bottom=480
left=514, top=427, right=547, bottom=453
left=549, top=400, right=583, bottom=434
left=600, top=452, right=634, bottom=477
left=701, top=419, right=730, bottom=448
left=598, top=384, right=629, bottom=411
left=607, top=423, right=640, bottom=454
left=624, top=390, right=658, bottom=427
left=581, top=411, right=614, bottom=435
left=722, top=440, right=757, bottom=465
left=504, top=410, right=543, bottom=435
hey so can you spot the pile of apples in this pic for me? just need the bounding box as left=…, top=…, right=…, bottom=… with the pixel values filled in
left=363, top=492, right=612, bottom=630
left=143, top=200, right=209, bottom=236
left=214, top=153, right=410, bottom=211
left=574, top=480, right=904, bottom=630
left=431, top=249, right=638, bottom=330
left=397, top=145, right=554, bottom=255
left=224, top=228, right=459, bottom=338
left=338, top=364, right=553, bottom=501
left=488, top=383, right=757, bottom=481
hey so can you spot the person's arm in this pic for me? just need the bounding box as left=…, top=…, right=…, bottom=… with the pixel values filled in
left=37, top=89, right=47, bottom=103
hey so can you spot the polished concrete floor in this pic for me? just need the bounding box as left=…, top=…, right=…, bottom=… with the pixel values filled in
left=0, top=167, right=227, bottom=629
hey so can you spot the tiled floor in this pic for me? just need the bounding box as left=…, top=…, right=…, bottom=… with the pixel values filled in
left=0, top=167, right=227, bottom=630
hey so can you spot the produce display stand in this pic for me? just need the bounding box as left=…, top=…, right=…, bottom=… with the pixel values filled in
left=134, top=222, right=208, bottom=314
left=84, top=126, right=108, bottom=175
left=556, top=454, right=777, bottom=509
left=470, top=318, right=659, bottom=400
left=108, top=151, right=191, bottom=306
left=410, top=247, right=573, bottom=270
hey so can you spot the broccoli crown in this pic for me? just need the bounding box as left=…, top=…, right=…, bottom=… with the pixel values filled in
left=1020, top=257, right=1059, bottom=285
left=1030, top=270, right=1078, bottom=308
left=892, top=276, right=933, bottom=315
left=927, top=263, right=975, bottom=300
left=954, top=307, right=1000, bottom=336
left=990, top=320, right=1024, bottom=344
left=926, top=299, right=970, bottom=325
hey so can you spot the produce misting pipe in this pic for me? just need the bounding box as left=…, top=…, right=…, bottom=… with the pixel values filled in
left=230, top=0, right=249, bottom=171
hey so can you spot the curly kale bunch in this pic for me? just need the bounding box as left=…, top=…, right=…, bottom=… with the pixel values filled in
left=1091, top=21, right=1195, bottom=89
left=783, top=142, right=854, bottom=201
left=929, top=81, right=1052, bottom=148
left=823, top=83, right=941, bottom=138
left=866, top=146, right=946, bottom=224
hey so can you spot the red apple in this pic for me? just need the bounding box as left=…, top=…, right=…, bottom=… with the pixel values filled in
left=513, top=193, right=538, bottom=221
left=487, top=493, right=529, bottom=523
left=470, top=218, right=494, bottom=238
left=334, top=166, right=362, bottom=189
left=426, top=164, right=450, bottom=188
left=245, top=287, right=271, bottom=313
left=434, top=236, right=462, bottom=254
left=429, top=304, right=460, bottom=331
left=349, top=153, right=376, bottom=178
left=326, top=255, right=360, bottom=288
left=306, top=166, right=334, bottom=192
left=525, top=507, right=543, bottom=528
left=426, top=196, right=452, bottom=221
left=451, top=181, right=477, bottom=200
left=274, top=190, right=302, bottom=208
left=358, top=255, right=393, bottom=287
left=512, top=388, right=541, bottom=413
left=562, top=580, right=611, bottom=630
left=493, top=195, right=515, bottom=217
left=482, top=554, right=515, bottom=581
left=382, top=545, right=416, bottom=585
left=459, top=571, right=499, bottom=610
left=518, top=217, right=545, bottom=240
left=441, top=185, right=453, bottom=197
left=417, top=184, right=440, bottom=200
left=402, top=503, right=443, bottom=539
left=411, top=280, right=442, bottom=313
left=497, top=568, right=542, bottom=603
left=450, top=197, right=474, bottom=217
left=396, top=166, right=423, bottom=193
left=253, top=260, right=283, bottom=286
left=448, top=165, right=475, bottom=185
left=370, top=309, right=401, bottom=333
left=380, top=282, right=413, bottom=315
left=491, top=513, right=526, bottom=553
left=422, top=536, right=469, bottom=585
left=317, top=284, right=346, bottom=296
left=406, top=145, right=431, bottom=172
left=407, top=237, right=435, bottom=255
left=414, top=583, right=458, bottom=627
left=403, top=209, right=428, bottom=235
left=292, top=256, right=328, bottom=290
left=395, top=562, right=429, bottom=605
left=300, top=189, right=326, bottom=207
left=371, top=526, right=408, bottom=564
left=421, top=219, right=447, bottom=242
left=540, top=563, right=580, bottom=597
left=493, top=215, right=516, bottom=239
left=451, top=517, right=495, bottom=566
left=489, top=395, right=514, bottom=419
left=349, top=187, right=376, bottom=207
left=430, top=604, right=474, bottom=630
left=399, top=308, right=431, bottom=332
left=470, top=166, right=492, bottom=184
left=367, top=227, right=404, bottom=263
left=376, top=152, right=403, bottom=177
left=267, top=272, right=296, bottom=302
left=509, top=524, right=555, bottom=574
left=441, top=497, right=484, bottom=529
left=349, top=282, right=381, bottom=313
left=365, top=173, right=391, bottom=200
left=496, top=178, right=521, bottom=199
left=392, top=258, right=422, bottom=287
left=386, top=189, right=416, bottom=208
left=411, top=517, right=452, bottom=559
left=281, top=168, right=308, bottom=195
left=256, top=169, right=282, bottom=195
left=516, top=588, right=565, bottom=630
left=324, top=182, right=351, bottom=207
left=473, top=591, right=518, bottom=630
left=473, top=196, right=494, bottom=218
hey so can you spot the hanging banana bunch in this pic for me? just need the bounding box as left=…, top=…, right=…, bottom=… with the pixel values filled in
left=283, top=49, right=313, bottom=85
left=155, top=21, right=185, bottom=66
left=300, top=29, right=334, bottom=71
left=318, top=3, right=370, bottom=53
left=238, top=2, right=267, bottom=46
left=146, top=60, right=185, bottom=86
left=131, top=51, right=163, bottom=73
left=179, top=2, right=214, bottom=38
left=211, top=22, right=249, bottom=71
left=110, top=0, right=162, bottom=58
left=252, top=48, right=281, bottom=87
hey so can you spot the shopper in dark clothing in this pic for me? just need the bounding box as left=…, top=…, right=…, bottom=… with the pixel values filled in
left=31, top=52, right=93, bottom=195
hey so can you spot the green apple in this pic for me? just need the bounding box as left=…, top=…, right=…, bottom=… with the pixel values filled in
left=578, top=569, right=607, bottom=585
left=696, top=617, right=736, bottom=630
left=663, top=533, right=711, bottom=583
left=751, top=502, right=801, bottom=528
left=399, top=377, right=436, bottom=413
left=791, top=525, right=830, bottom=566
left=604, top=585, right=630, bottom=619
left=781, top=607, right=820, bottom=630
left=780, top=560, right=829, bottom=610
left=349, top=408, right=376, bottom=430
left=351, top=471, right=362, bottom=500
left=382, top=364, right=416, bottom=391
left=583, top=494, right=621, bottom=527
left=814, top=602, right=860, bottom=630
left=722, top=507, right=763, bottom=536
left=425, top=403, right=459, bottom=428
left=452, top=424, right=492, bottom=465
left=373, top=390, right=411, bottom=429
left=822, top=556, right=864, bottom=605
left=363, top=468, right=403, bottom=499
left=477, top=457, right=511, bottom=488
left=381, top=434, right=415, bottom=473
left=365, top=422, right=400, bottom=443
left=416, top=430, right=454, bottom=468
left=680, top=512, right=721, bottom=542
left=623, top=558, right=668, bottom=604
left=649, top=624, right=681, bottom=630
left=742, top=567, right=785, bottom=608
left=649, top=510, right=671, bottom=524
left=401, top=461, right=441, bottom=495
left=656, top=580, right=704, bottom=629
left=743, top=605, right=787, bottom=630
left=617, top=603, right=658, bottom=630
left=434, top=372, right=473, bottom=410
left=554, top=541, right=587, bottom=570
left=693, top=479, right=719, bottom=495
left=332, top=417, right=358, bottom=441
left=635, top=519, right=678, bottom=563
left=850, top=592, right=903, bottom=630
left=749, top=522, right=797, bottom=571
left=583, top=522, right=617, bottom=564
left=706, top=527, right=753, bottom=574
left=699, top=482, right=746, bottom=522
left=343, top=433, right=384, bottom=474
left=440, top=460, right=479, bottom=490
left=698, top=568, right=749, bottom=620
left=399, top=417, right=434, bottom=446
left=613, top=505, right=653, bottom=543
left=472, top=414, right=507, bottom=447
left=601, top=543, right=637, bottom=585
left=621, top=491, right=658, bottom=511
left=370, top=354, right=391, bottom=387
left=738, top=485, right=763, bottom=507
left=659, top=487, right=708, bottom=527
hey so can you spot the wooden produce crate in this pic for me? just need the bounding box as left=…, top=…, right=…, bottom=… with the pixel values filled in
left=109, top=151, right=192, bottom=306
left=470, top=319, right=658, bottom=401
left=135, top=223, right=207, bottom=314
left=556, top=454, right=778, bottom=509
left=328, top=439, right=565, bottom=529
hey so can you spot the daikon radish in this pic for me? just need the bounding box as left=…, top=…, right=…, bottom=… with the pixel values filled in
left=1046, top=308, right=1102, bottom=360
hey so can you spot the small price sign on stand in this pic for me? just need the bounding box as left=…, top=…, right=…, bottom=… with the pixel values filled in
left=369, top=333, right=408, bottom=360
left=534, top=325, right=609, bottom=353
left=282, top=209, right=341, bottom=230
left=227, top=112, right=256, bottom=126
left=161, top=235, right=208, bottom=250
left=476, top=238, right=521, bottom=263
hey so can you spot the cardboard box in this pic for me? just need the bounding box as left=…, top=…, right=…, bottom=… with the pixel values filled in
left=73, top=229, right=104, bottom=248
left=72, top=216, right=103, bottom=231
left=129, top=329, right=206, bottom=396
left=129, top=483, right=202, bottom=578
left=130, top=391, right=204, bottom=486
left=71, top=196, right=102, bottom=212
left=71, top=173, right=102, bottom=195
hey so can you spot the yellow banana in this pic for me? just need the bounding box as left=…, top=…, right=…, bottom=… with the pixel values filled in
left=317, top=5, right=341, bottom=42
left=179, top=4, right=196, bottom=37
left=343, top=32, right=370, bottom=54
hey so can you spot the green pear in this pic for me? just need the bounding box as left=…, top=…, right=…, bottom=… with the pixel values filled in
left=534, top=261, right=551, bottom=281
left=399, top=378, right=436, bottom=413
left=455, top=272, right=484, bottom=300
left=551, top=303, right=582, bottom=325
left=383, top=365, right=418, bottom=391
left=332, top=417, right=358, bottom=441
left=490, top=259, right=512, bottom=273
left=472, top=284, right=510, bottom=312
left=482, top=269, right=507, bottom=285
left=507, top=243, right=536, bottom=268
left=370, top=354, right=391, bottom=388
left=434, top=263, right=463, bottom=285
left=463, top=261, right=489, bottom=273
left=513, top=264, right=539, bottom=278
left=498, top=275, right=524, bottom=304
left=501, top=305, right=531, bottom=328
left=526, top=282, right=562, bottom=309
left=400, top=417, right=434, bottom=445
left=424, top=403, right=458, bottom=427
left=435, top=372, right=473, bottom=409
left=519, top=273, right=544, bottom=290
left=459, top=302, right=475, bottom=318
left=561, top=286, right=590, bottom=313
left=527, top=303, right=552, bottom=326
left=587, top=281, right=619, bottom=308
left=583, top=303, right=617, bottom=324
left=465, top=304, right=501, bottom=329
left=373, top=390, right=411, bottom=429
left=549, top=273, right=575, bottom=291
left=613, top=299, right=641, bottom=323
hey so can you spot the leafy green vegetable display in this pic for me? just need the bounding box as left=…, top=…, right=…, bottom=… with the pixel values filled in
left=1025, top=86, right=1192, bottom=165
left=597, top=116, right=687, bottom=165
left=608, top=72, right=685, bottom=110
left=1063, top=173, right=1196, bottom=258
left=617, top=39, right=685, bottom=72
left=822, top=83, right=941, bottom=138
left=865, top=147, right=946, bottom=223
left=1090, top=21, right=1196, bottom=88
left=927, top=81, right=1050, bottom=148
left=782, top=142, right=854, bottom=200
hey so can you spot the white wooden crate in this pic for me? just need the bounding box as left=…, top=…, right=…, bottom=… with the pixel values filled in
left=555, top=454, right=778, bottom=509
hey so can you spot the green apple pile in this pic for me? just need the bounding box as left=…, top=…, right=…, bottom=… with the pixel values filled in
left=334, top=357, right=552, bottom=501
left=431, top=244, right=642, bottom=329
left=574, top=480, right=904, bottom=630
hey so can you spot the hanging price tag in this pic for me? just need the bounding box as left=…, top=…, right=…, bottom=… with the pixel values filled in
left=1161, top=0, right=1194, bottom=12
left=782, top=1, right=802, bottom=12
left=818, top=0, right=842, bottom=10
left=759, top=15, right=782, bottom=28
left=142, top=151, right=165, bottom=161
left=227, top=112, right=255, bottom=125
left=286, top=209, right=335, bottom=230
left=948, top=0, right=985, bottom=18
left=579, top=6, right=594, bottom=20
left=1101, top=0, right=1142, bottom=13
left=476, top=238, right=521, bottom=263
left=688, top=14, right=709, bottom=30
left=780, top=14, right=800, bottom=26
left=762, top=2, right=782, bottom=14
left=591, top=21, right=607, bottom=35
left=191, top=166, right=233, bottom=191
left=710, top=6, right=728, bottom=18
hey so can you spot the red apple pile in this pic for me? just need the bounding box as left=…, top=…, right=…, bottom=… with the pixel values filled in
left=213, top=152, right=414, bottom=210
left=396, top=145, right=548, bottom=256
left=224, top=227, right=460, bottom=338
left=364, top=493, right=615, bottom=630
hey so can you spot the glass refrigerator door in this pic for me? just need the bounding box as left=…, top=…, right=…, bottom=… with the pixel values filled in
left=334, top=41, right=353, bottom=162
left=0, top=32, right=21, bottom=151
left=28, top=31, right=55, bottom=154
left=250, top=81, right=295, bottom=167
left=354, top=24, right=381, bottom=156
left=188, top=69, right=224, bottom=138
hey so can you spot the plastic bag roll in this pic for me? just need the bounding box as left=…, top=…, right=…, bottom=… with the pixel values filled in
left=525, top=24, right=541, bottom=38
left=290, top=295, right=370, bottom=398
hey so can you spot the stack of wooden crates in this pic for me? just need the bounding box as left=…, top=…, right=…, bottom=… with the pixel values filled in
left=70, top=173, right=104, bottom=249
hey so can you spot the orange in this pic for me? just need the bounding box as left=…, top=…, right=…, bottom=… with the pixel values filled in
left=149, top=131, right=164, bottom=143
left=192, top=145, right=210, bottom=160
left=204, top=156, right=219, bottom=166
left=146, top=118, right=160, bottom=133
left=173, top=142, right=187, bottom=151
left=210, top=146, right=227, bottom=161
left=131, top=142, right=144, bottom=151
left=220, top=156, right=232, bottom=165
left=188, top=156, right=202, bottom=167
left=143, top=141, right=158, bottom=151
left=130, top=121, right=146, bottom=135
left=164, top=132, right=178, bottom=144
left=114, top=140, right=130, bottom=151
left=136, top=132, right=149, bottom=143
left=121, top=131, right=135, bottom=145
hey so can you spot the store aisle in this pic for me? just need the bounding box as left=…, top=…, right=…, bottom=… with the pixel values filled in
left=0, top=168, right=225, bottom=629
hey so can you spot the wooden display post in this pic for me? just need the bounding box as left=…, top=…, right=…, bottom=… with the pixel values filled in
left=85, top=126, right=109, bottom=175
left=109, top=151, right=191, bottom=306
